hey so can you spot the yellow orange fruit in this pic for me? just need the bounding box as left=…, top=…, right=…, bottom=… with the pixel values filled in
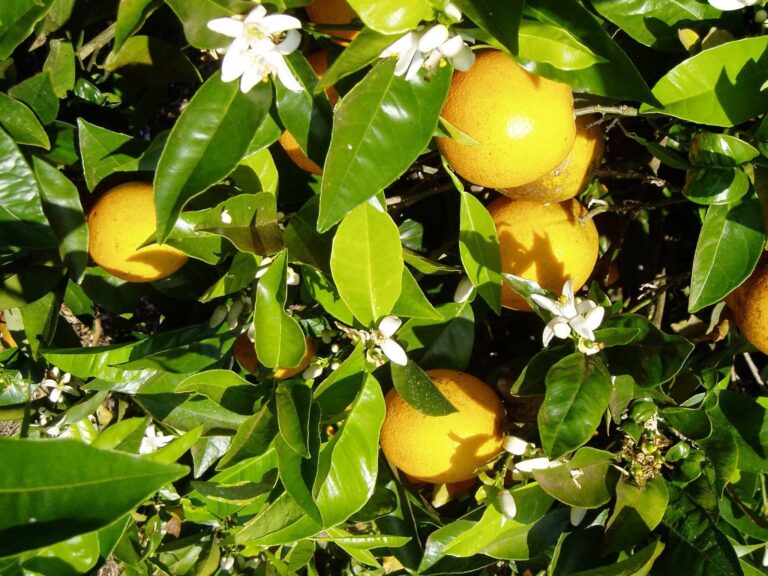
left=437, top=49, right=576, bottom=189
left=87, top=182, right=188, bottom=283
left=501, top=116, right=604, bottom=202
left=234, top=333, right=317, bottom=380
left=0, top=313, right=16, bottom=349
left=380, top=369, right=505, bottom=484
left=489, top=197, right=599, bottom=311
left=306, top=0, right=358, bottom=43
left=727, top=257, right=768, bottom=354
left=279, top=51, right=338, bottom=175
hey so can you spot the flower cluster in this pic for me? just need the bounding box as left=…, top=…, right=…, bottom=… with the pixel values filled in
left=336, top=315, right=408, bottom=367
left=208, top=4, right=303, bottom=93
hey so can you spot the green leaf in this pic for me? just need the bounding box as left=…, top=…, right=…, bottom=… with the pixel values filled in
left=301, top=266, right=355, bottom=324
left=77, top=119, right=148, bottom=191
left=254, top=250, right=307, bottom=369
left=144, top=425, right=203, bottom=463
left=0, top=438, right=186, bottom=556
left=642, top=36, right=768, bottom=127
left=43, top=38, right=75, bottom=98
left=709, top=390, right=768, bottom=474
left=604, top=477, right=669, bottom=552
left=590, top=0, right=720, bottom=52
left=8, top=71, right=59, bottom=125
left=689, top=132, right=759, bottom=167
left=217, top=402, right=278, bottom=469
left=654, top=485, right=742, bottom=576
left=232, top=148, right=279, bottom=195
left=602, top=315, right=694, bottom=387
left=154, top=73, right=271, bottom=242
left=0, top=92, right=50, bottom=148
left=533, top=447, right=617, bottom=508
left=0, top=127, right=57, bottom=249
left=330, top=203, right=404, bottom=327
left=683, top=167, right=750, bottom=206
left=453, top=0, right=522, bottom=55
left=175, top=370, right=261, bottom=414
left=390, top=361, right=456, bottom=416
left=105, top=35, right=201, bottom=84
left=346, top=0, right=432, bottom=34
left=688, top=197, right=764, bottom=313
left=522, top=0, right=655, bottom=103
left=314, top=344, right=366, bottom=422
left=285, top=197, right=333, bottom=270
left=391, top=267, right=441, bottom=320
left=459, top=191, right=502, bottom=313
left=538, top=353, right=612, bottom=459
left=163, top=0, right=252, bottom=49
left=517, top=21, right=606, bottom=71
left=0, top=0, right=56, bottom=61
left=276, top=381, right=313, bottom=457
left=316, top=28, right=398, bottom=92
left=318, top=60, right=450, bottom=231
left=32, top=157, right=89, bottom=283
left=314, top=374, right=385, bottom=527
left=570, top=540, right=665, bottom=576
left=114, top=0, right=162, bottom=52
left=398, top=301, right=475, bottom=371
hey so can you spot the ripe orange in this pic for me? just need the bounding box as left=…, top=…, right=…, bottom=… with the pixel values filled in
left=380, top=369, right=505, bottom=484
left=87, top=182, right=188, bottom=283
left=501, top=116, right=604, bottom=202
left=279, top=51, right=338, bottom=175
left=488, top=197, right=599, bottom=311
left=305, top=0, right=358, bottom=43
left=437, top=49, right=576, bottom=189
left=233, top=332, right=317, bottom=380
left=0, top=313, right=16, bottom=349
left=726, top=257, right=768, bottom=354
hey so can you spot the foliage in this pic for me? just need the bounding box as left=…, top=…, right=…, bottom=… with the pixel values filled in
left=1, top=0, right=768, bottom=574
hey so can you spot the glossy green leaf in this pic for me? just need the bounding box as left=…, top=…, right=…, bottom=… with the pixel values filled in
left=201, top=252, right=259, bottom=301
left=32, top=157, right=89, bottom=283
left=709, top=390, right=768, bottom=474
left=459, top=191, right=502, bottom=313
left=654, top=485, right=742, bottom=576
left=114, top=0, right=161, bottom=52
left=20, top=531, right=101, bottom=574
left=285, top=197, right=333, bottom=271
left=276, top=381, right=313, bottom=457
left=318, top=60, right=450, bottom=231
left=235, top=491, right=321, bottom=546
left=391, top=267, right=441, bottom=320
left=254, top=250, right=306, bottom=369
left=453, top=0, right=522, bottom=55
left=217, top=402, right=278, bottom=469
left=77, top=119, right=148, bottom=191
left=314, top=344, right=366, bottom=422
left=533, top=447, right=617, bottom=508
left=43, top=39, right=75, bottom=98
left=137, top=393, right=248, bottom=434
left=8, top=71, right=59, bottom=125
left=604, top=477, right=669, bottom=552
left=0, top=127, right=57, bottom=249
left=154, top=73, right=271, bottom=242
left=0, top=438, right=186, bottom=556
left=517, top=21, right=606, bottom=71
left=144, top=425, right=203, bottom=463
left=316, top=27, right=398, bottom=92
left=0, top=92, right=50, bottom=148
left=164, top=0, right=252, bottom=49
left=390, top=360, right=456, bottom=416
left=689, top=132, right=759, bottom=167
left=399, top=301, right=475, bottom=370
left=602, top=315, right=694, bottom=387
left=105, top=36, right=201, bottom=84
left=689, top=197, right=764, bottom=312
left=0, top=0, right=56, bottom=61
left=538, top=353, right=612, bottom=459
left=522, top=0, right=655, bottom=103
left=346, top=0, right=432, bottom=34
left=314, top=374, right=385, bottom=527
left=642, top=36, right=768, bottom=127
left=591, top=0, right=720, bottom=52
left=301, top=266, right=355, bottom=324
left=190, top=478, right=275, bottom=505
left=175, top=370, right=261, bottom=414
left=571, top=540, right=665, bottom=576
left=330, top=203, right=404, bottom=326
left=232, top=148, right=279, bottom=195
left=683, top=167, right=750, bottom=206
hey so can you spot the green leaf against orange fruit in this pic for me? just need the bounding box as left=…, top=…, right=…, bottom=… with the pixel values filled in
left=452, top=0, right=523, bottom=55
left=345, top=0, right=432, bottom=34
left=459, top=191, right=502, bottom=314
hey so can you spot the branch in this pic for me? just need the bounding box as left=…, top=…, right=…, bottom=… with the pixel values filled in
left=575, top=104, right=639, bottom=118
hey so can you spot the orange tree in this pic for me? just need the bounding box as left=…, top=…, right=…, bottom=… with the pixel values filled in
left=1, top=0, right=768, bottom=574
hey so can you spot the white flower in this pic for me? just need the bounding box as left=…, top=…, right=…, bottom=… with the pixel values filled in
left=40, top=372, right=78, bottom=404
left=708, top=0, right=757, bottom=10
left=376, top=315, right=408, bottom=366
left=139, top=424, right=175, bottom=454
left=570, top=507, right=587, bottom=527
left=286, top=267, right=301, bottom=286
left=207, top=5, right=303, bottom=92
left=380, top=24, right=474, bottom=81
left=503, top=435, right=530, bottom=456
left=515, top=457, right=562, bottom=473
left=530, top=279, right=605, bottom=347
left=498, top=490, right=517, bottom=520
left=577, top=338, right=602, bottom=356
left=453, top=276, right=475, bottom=303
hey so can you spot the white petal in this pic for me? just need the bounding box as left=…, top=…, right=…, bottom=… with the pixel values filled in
left=49, top=388, right=62, bottom=404
left=381, top=32, right=418, bottom=58
left=260, top=13, right=302, bottom=34
left=503, top=436, right=529, bottom=456
left=240, top=65, right=265, bottom=93
left=578, top=339, right=601, bottom=356
left=452, top=48, right=474, bottom=71
left=575, top=298, right=596, bottom=315
left=443, top=2, right=463, bottom=21
left=569, top=316, right=595, bottom=341
left=708, top=0, right=753, bottom=9
left=453, top=276, right=475, bottom=303
left=221, top=42, right=250, bottom=82
left=438, top=34, right=465, bottom=58
left=394, top=45, right=420, bottom=77
left=405, top=51, right=425, bottom=81
left=286, top=267, right=301, bottom=285
left=562, top=278, right=575, bottom=303
left=276, top=28, right=302, bottom=55
left=60, top=373, right=72, bottom=385
left=515, top=457, right=557, bottom=473
left=418, top=25, right=450, bottom=53
left=41, top=378, right=57, bottom=389
left=570, top=507, right=587, bottom=527
left=378, top=315, right=402, bottom=337
left=530, top=294, right=562, bottom=316
left=220, top=208, right=232, bottom=224
left=265, top=52, right=303, bottom=92
left=583, top=306, right=605, bottom=331
left=380, top=338, right=408, bottom=366
left=552, top=318, right=572, bottom=340
left=244, top=5, right=267, bottom=23
left=207, top=17, right=244, bottom=38
left=498, top=490, right=517, bottom=520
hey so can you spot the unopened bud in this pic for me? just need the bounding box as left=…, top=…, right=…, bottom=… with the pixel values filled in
left=209, top=304, right=227, bottom=327
left=498, top=490, right=517, bottom=520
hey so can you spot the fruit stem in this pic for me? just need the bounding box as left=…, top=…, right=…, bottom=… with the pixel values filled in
left=574, top=104, right=638, bottom=118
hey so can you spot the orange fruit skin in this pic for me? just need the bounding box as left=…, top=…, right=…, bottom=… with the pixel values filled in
left=0, top=314, right=16, bottom=349
left=437, top=50, right=576, bottom=189
left=488, top=197, right=599, bottom=311
left=727, top=257, right=768, bottom=354
left=234, top=334, right=317, bottom=380
left=380, top=369, right=505, bottom=484
left=279, top=51, right=338, bottom=175
left=306, top=0, right=358, bottom=43
left=87, top=182, right=188, bottom=283
left=501, top=116, right=604, bottom=202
